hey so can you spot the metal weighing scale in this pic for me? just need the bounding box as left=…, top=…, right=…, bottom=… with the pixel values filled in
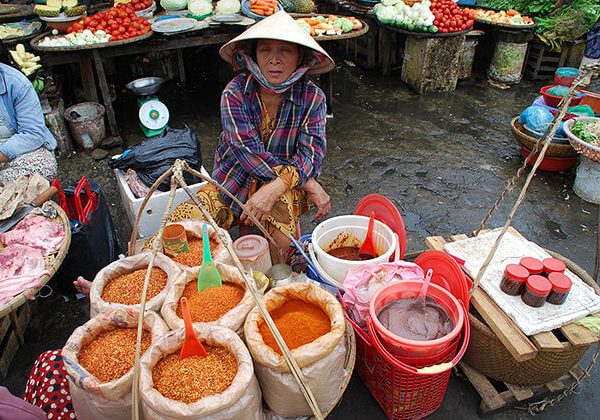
left=125, top=77, right=170, bottom=137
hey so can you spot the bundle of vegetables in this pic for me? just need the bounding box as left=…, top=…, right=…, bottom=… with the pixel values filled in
left=536, top=0, right=600, bottom=50
left=430, top=0, right=473, bottom=33
left=477, top=0, right=554, bottom=17
left=571, top=119, right=600, bottom=147
left=295, top=15, right=362, bottom=36
left=9, top=44, right=41, bottom=77
left=249, top=0, right=279, bottom=16
left=373, top=0, right=436, bottom=33
left=67, top=2, right=151, bottom=42
left=464, top=8, right=534, bottom=26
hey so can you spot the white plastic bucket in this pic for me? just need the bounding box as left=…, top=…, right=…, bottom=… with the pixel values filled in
left=311, top=215, right=397, bottom=286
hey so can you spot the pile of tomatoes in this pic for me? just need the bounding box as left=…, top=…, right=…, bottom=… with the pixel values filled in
left=67, top=1, right=152, bottom=42
left=430, top=0, right=474, bottom=33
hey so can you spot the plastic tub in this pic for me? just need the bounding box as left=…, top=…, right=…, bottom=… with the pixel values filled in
left=519, top=145, right=577, bottom=172
left=554, top=67, right=579, bottom=87
left=540, top=85, right=585, bottom=108
left=311, top=215, right=397, bottom=285
left=580, top=90, right=600, bottom=115
left=370, top=280, right=465, bottom=358
left=64, top=102, right=106, bottom=149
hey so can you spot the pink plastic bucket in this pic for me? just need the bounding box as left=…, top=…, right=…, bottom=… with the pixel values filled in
left=370, top=280, right=465, bottom=359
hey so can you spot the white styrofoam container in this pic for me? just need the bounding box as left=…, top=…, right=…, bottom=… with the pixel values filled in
left=114, top=167, right=210, bottom=238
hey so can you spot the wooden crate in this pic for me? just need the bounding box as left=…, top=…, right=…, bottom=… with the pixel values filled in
left=459, top=361, right=585, bottom=416
left=525, top=41, right=585, bottom=81
left=0, top=300, right=36, bottom=380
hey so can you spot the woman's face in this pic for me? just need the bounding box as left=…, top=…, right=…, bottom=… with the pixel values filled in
left=256, top=39, right=301, bottom=85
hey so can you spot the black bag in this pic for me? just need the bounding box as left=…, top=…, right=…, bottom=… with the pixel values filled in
left=53, top=178, right=120, bottom=292
left=108, top=126, right=202, bottom=191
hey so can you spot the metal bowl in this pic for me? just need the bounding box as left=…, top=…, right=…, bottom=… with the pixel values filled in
left=125, top=77, right=165, bottom=96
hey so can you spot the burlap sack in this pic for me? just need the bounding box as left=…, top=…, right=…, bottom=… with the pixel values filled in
left=144, top=219, right=233, bottom=268
left=161, top=263, right=256, bottom=333
left=90, top=252, right=183, bottom=318
left=244, top=282, right=346, bottom=417
left=62, top=309, right=169, bottom=420
left=140, top=325, right=262, bottom=420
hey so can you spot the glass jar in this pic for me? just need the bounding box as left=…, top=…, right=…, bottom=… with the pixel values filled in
left=547, top=272, right=572, bottom=305
left=522, top=275, right=552, bottom=307
left=542, top=258, right=566, bottom=276
left=500, top=264, right=529, bottom=295
left=519, top=257, right=543, bottom=275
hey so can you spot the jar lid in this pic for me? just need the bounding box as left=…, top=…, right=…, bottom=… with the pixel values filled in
left=520, top=257, right=544, bottom=274
left=543, top=258, right=566, bottom=273
left=548, top=272, right=572, bottom=292
left=233, top=234, right=269, bottom=259
left=504, top=264, right=529, bottom=281
left=526, top=275, right=552, bottom=295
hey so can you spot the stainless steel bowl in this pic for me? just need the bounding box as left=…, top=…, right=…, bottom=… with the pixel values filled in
left=125, top=77, right=165, bottom=96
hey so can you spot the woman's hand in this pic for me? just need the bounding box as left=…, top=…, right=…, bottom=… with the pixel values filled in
left=240, top=178, right=287, bottom=226
left=302, top=179, right=331, bottom=221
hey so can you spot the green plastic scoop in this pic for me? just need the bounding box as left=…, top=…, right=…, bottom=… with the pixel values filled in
left=197, top=223, right=222, bottom=292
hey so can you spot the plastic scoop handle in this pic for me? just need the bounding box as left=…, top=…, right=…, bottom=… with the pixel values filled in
left=179, top=297, right=207, bottom=359
left=197, top=224, right=222, bottom=292
left=419, top=269, right=434, bottom=301
left=358, top=211, right=377, bottom=258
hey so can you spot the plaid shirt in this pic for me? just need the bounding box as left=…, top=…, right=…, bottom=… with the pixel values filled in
left=213, top=73, right=327, bottom=216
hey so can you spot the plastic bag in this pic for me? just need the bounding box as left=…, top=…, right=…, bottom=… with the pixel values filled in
left=342, top=261, right=424, bottom=328
left=62, top=309, right=169, bottom=420
left=140, top=325, right=262, bottom=420
left=519, top=106, right=554, bottom=132
left=244, top=282, right=346, bottom=417
left=108, top=126, right=202, bottom=191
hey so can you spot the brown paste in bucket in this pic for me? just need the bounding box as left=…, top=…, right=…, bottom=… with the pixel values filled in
left=327, top=246, right=374, bottom=261
left=377, top=298, right=454, bottom=341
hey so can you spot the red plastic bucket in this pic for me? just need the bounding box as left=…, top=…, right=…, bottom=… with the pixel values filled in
left=370, top=280, right=465, bottom=358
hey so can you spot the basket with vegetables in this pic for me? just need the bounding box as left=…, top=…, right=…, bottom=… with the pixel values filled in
left=374, top=0, right=473, bottom=36
left=294, top=14, right=365, bottom=38
left=564, top=117, right=600, bottom=163
left=464, top=8, right=534, bottom=28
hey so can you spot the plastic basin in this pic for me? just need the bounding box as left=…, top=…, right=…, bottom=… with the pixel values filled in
left=311, top=215, right=397, bottom=284
left=520, top=145, right=577, bottom=172
left=541, top=85, right=584, bottom=108
left=554, top=67, right=579, bottom=87
left=370, top=280, right=465, bottom=358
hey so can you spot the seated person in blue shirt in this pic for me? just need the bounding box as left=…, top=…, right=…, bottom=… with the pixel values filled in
left=0, top=42, right=57, bottom=185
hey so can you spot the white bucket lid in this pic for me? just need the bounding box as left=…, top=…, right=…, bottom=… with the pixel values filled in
left=233, top=234, right=269, bottom=261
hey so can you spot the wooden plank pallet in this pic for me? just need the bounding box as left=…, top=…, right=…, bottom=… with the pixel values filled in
left=425, top=228, right=599, bottom=362
left=0, top=299, right=36, bottom=380
left=524, top=41, right=584, bottom=82
left=459, top=361, right=585, bottom=416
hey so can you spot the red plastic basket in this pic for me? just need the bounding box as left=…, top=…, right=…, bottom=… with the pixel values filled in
left=345, top=308, right=470, bottom=419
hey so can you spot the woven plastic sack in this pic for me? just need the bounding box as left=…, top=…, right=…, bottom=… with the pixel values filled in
left=244, top=282, right=346, bottom=417
left=144, top=219, right=233, bottom=269
left=62, top=309, right=169, bottom=420
left=140, top=325, right=262, bottom=419
left=161, top=263, right=256, bottom=333
left=89, top=252, right=183, bottom=318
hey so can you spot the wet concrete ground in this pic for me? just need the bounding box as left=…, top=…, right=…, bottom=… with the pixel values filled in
left=2, top=52, right=599, bottom=419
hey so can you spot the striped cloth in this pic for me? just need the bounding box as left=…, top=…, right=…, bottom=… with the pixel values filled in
left=214, top=73, right=327, bottom=216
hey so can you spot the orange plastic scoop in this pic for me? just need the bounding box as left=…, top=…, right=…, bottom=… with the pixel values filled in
left=179, top=297, right=207, bottom=359
left=359, top=211, right=377, bottom=259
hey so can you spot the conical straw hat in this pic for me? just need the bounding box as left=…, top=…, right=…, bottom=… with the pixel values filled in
left=219, top=10, right=335, bottom=75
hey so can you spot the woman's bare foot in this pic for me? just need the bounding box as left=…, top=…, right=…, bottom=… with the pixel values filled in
left=73, top=276, right=91, bottom=297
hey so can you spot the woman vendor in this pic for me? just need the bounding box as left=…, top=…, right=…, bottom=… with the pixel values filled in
left=0, top=42, right=57, bottom=185
left=170, top=10, right=333, bottom=255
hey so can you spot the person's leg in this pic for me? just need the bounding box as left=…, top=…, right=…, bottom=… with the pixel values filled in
left=0, top=147, right=57, bottom=185
left=269, top=227, right=292, bottom=263
left=73, top=276, right=91, bottom=296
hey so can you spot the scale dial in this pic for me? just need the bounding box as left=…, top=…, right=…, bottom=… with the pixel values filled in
left=139, top=100, right=169, bottom=130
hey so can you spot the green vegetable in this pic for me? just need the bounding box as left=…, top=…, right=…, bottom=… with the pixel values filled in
left=535, top=0, right=600, bottom=50
left=571, top=120, right=600, bottom=145
left=315, top=15, right=326, bottom=22
left=574, top=316, right=600, bottom=336
left=340, top=18, right=353, bottom=33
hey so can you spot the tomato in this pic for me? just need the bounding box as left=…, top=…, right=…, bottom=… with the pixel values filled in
left=123, top=18, right=131, bottom=26
left=467, top=19, right=474, bottom=26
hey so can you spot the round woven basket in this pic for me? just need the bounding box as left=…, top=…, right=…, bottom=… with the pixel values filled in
left=511, top=117, right=578, bottom=158
left=564, top=117, right=600, bottom=164
left=463, top=250, right=599, bottom=386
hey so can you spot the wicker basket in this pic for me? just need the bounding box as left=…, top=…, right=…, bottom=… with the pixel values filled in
left=463, top=250, right=599, bottom=386
left=511, top=117, right=578, bottom=158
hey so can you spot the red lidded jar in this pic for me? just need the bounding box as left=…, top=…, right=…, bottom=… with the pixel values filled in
left=522, top=275, right=552, bottom=307
left=520, top=257, right=544, bottom=275
left=542, top=258, right=566, bottom=276
left=500, top=264, right=529, bottom=295
left=547, top=272, right=572, bottom=305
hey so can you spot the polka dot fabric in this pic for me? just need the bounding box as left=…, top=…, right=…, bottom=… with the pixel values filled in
left=23, top=350, right=75, bottom=419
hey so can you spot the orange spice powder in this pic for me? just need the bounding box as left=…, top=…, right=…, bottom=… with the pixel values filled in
left=170, top=236, right=219, bottom=267
left=259, top=298, right=331, bottom=355
left=79, top=328, right=151, bottom=383
left=101, top=267, right=167, bottom=305
left=153, top=345, right=237, bottom=404
left=175, top=281, right=245, bottom=323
